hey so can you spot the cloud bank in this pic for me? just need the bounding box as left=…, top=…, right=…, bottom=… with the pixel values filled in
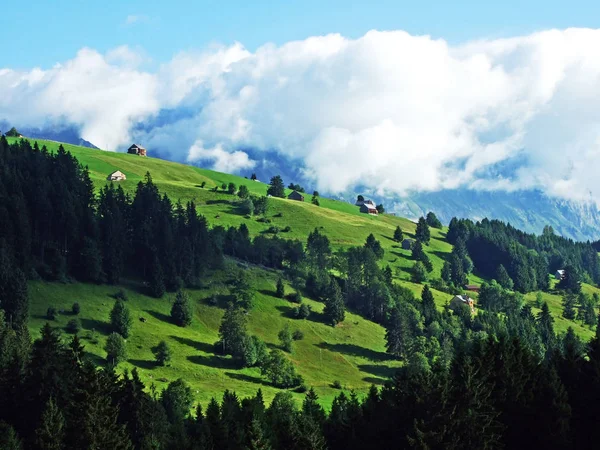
left=2, top=29, right=600, bottom=204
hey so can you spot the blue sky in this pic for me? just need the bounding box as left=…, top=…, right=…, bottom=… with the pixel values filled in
left=3, top=1, right=600, bottom=204
left=4, top=0, right=599, bottom=68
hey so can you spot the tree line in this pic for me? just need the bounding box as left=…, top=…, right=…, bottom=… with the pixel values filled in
left=447, top=218, right=600, bottom=293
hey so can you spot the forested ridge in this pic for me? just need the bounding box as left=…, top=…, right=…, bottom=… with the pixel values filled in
left=2, top=136, right=600, bottom=448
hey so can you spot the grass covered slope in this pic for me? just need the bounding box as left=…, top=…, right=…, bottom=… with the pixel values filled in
left=12, top=136, right=600, bottom=406
left=29, top=262, right=401, bottom=407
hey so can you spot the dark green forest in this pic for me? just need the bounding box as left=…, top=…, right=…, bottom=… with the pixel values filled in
left=2, top=136, right=600, bottom=449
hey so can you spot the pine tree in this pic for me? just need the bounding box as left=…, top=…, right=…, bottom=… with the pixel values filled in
left=35, top=397, right=65, bottom=450
left=412, top=261, right=428, bottom=283
left=276, top=278, right=285, bottom=298
left=0, top=422, right=22, bottom=450
left=385, top=306, right=411, bottom=358
left=393, top=226, right=403, bottom=242
left=246, top=418, right=272, bottom=450
left=323, top=280, right=345, bottom=326
left=170, top=290, right=193, bottom=327
left=365, top=233, right=384, bottom=259
left=415, top=217, right=431, bottom=245
left=238, top=185, right=250, bottom=199
left=110, top=300, right=133, bottom=338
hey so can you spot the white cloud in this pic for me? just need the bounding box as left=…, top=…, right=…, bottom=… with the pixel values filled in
left=3, top=29, right=600, bottom=203
left=187, top=140, right=255, bottom=173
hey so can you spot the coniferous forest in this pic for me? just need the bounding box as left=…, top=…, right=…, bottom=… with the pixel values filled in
left=3, top=137, right=600, bottom=449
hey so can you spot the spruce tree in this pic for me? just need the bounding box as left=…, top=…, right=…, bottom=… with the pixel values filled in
left=537, top=302, right=556, bottom=350
left=426, top=211, right=442, bottom=228
left=323, top=280, right=345, bottom=326
left=278, top=323, right=293, bottom=352
left=170, top=290, right=193, bottom=327
left=562, top=293, right=576, bottom=320
left=276, top=278, right=285, bottom=298
left=110, top=300, right=133, bottom=338
left=232, top=270, right=254, bottom=310
left=35, top=397, right=65, bottom=450
left=153, top=340, right=172, bottom=366
left=393, top=226, right=403, bottom=242
left=496, top=264, right=514, bottom=290
left=105, top=332, right=127, bottom=366
left=421, top=285, right=438, bottom=326
left=415, top=217, right=431, bottom=245
left=266, top=175, right=285, bottom=198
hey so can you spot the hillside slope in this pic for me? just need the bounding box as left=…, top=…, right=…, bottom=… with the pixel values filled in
left=10, top=137, right=600, bottom=407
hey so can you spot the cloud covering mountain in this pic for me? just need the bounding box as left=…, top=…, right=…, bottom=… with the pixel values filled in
left=2, top=28, right=600, bottom=207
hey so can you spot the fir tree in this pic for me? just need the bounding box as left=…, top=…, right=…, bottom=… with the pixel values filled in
left=537, top=302, right=556, bottom=351
left=231, top=270, right=254, bottom=310
left=426, top=211, right=442, bottom=228
left=323, top=280, right=345, bottom=326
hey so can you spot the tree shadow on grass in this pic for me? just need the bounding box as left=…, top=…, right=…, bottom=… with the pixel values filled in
left=432, top=250, right=450, bottom=262
left=205, top=199, right=233, bottom=205
left=144, top=310, right=173, bottom=325
left=170, top=335, right=214, bottom=353
left=316, top=342, right=391, bottom=362
left=225, top=372, right=271, bottom=387
left=187, top=354, right=238, bottom=370
left=358, top=364, right=398, bottom=379
left=258, top=289, right=277, bottom=298
left=275, top=305, right=297, bottom=318
left=129, top=359, right=157, bottom=370
left=80, top=318, right=112, bottom=335
left=362, top=376, right=389, bottom=385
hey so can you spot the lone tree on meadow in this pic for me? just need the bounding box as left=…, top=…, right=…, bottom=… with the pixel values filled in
left=231, top=270, right=254, bottom=310
left=278, top=323, right=294, bottom=353
left=105, top=332, right=127, bottom=366
left=323, top=280, right=345, bottom=326
left=227, top=182, right=237, bottom=195
left=415, top=217, right=431, bottom=245
left=171, top=290, right=193, bottom=327
left=110, top=300, right=133, bottom=338
left=393, top=226, right=403, bottom=242
left=267, top=175, right=285, bottom=198
left=153, top=340, right=172, bottom=366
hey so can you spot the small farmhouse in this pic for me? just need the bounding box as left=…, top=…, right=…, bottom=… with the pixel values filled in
left=287, top=190, right=305, bottom=202
left=360, top=203, right=378, bottom=215
left=127, top=144, right=147, bottom=156
left=107, top=170, right=126, bottom=181
left=464, top=284, right=480, bottom=293
left=401, top=239, right=413, bottom=250
left=555, top=269, right=566, bottom=280
left=450, top=295, right=475, bottom=314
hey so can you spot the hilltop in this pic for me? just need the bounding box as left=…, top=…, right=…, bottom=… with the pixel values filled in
left=5, top=136, right=600, bottom=408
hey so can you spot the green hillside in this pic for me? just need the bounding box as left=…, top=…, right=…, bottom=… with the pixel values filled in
left=9, top=136, right=600, bottom=407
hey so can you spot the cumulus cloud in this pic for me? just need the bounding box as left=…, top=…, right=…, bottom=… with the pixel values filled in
left=187, top=140, right=256, bottom=173
left=3, top=29, right=600, bottom=203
